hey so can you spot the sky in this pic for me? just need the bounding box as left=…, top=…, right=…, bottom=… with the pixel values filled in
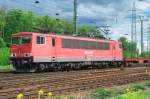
left=0, top=0, right=150, bottom=50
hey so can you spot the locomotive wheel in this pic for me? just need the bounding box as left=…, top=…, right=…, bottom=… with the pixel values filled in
left=57, top=65, right=62, bottom=71
left=39, top=64, right=45, bottom=71
left=97, top=64, right=102, bottom=69
left=29, top=67, right=37, bottom=73
left=29, top=64, right=38, bottom=73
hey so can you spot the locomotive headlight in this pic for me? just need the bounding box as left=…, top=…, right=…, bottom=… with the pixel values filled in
left=11, top=53, right=16, bottom=57
left=24, top=53, right=32, bottom=57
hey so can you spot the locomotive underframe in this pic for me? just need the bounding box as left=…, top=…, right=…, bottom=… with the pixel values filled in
left=10, top=57, right=123, bottom=72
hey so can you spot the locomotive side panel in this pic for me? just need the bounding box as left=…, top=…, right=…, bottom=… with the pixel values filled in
left=32, top=34, right=52, bottom=62
left=56, top=36, right=118, bottom=62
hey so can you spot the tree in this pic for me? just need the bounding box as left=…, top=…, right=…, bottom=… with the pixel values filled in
left=78, top=25, right=101, bottom=37
left=4, top=9, right=36, bottom=42
left=0, top=37, right=6, bottom=48
left=0, top=8, right=102, bottom=44
left=0, top=7, right=7, bottom=38
left=118, top=37, right=138, bottom=58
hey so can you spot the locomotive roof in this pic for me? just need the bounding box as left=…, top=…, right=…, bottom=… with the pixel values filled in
left=12, top=32, right=33, bottom=36
left=12, top=32, right=117, bottom=42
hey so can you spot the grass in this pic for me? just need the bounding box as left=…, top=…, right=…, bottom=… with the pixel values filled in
left=67, top=96, right=75, bottom=99
left=144, top=81, right=150, bottom=87
left=90, top=88, right=112, bottom=99
left=115, top=91, right=150, bottom=99
left=131, top=84, right=145, bottom=91
left=110, top=87, right=125, bottom=97
left=55, top=96, right=64, bottom=99
left=90, top=81, right=150, bottom=99
left=0, top=65, right=13, bottom=71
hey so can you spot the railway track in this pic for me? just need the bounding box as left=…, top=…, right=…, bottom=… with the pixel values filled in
left=0, top=67, right=147, bottom=89
left=0, top=67, right=150, bottom=98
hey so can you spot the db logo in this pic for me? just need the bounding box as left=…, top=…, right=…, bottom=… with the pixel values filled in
left=84, top=51, right=94, bottom=55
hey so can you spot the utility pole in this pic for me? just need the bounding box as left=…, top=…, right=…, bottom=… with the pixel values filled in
left=99, top=25, right=110, bottom=39
left=130, top=1, right=137, bottom=58
left=140, top=16, right=144, bottom=54
left=128, top=1, right=138, bottom=58
left=139, top=16, right=148, bottom=54
left=73, top=0, right=77, bottom=35
left=147, top=24, right=150, bottom=57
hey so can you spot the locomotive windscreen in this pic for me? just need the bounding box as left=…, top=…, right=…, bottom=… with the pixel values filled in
left=62, top=38, right=110, bottom=50
left=12, top=36, right=31, bottom=44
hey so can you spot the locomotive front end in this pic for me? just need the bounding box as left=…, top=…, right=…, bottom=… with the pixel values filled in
left=10, top=32, right=34, bottom=72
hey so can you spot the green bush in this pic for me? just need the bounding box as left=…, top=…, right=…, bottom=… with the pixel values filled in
left=90, top=88, right=111, bottom=99
left=0, top=37, right=6, bottom=48
left=115, top=91, right=150, bottom=99
left=55, top=96, right=64, bottom=99
left=0, top=47, right=10, bottom=65
left=115, top=96, right=124, bottom=99
left=67, top=96, right=74, bottom=99
left=132, top=84, right=145, bottom=91
left=144, top=81, right=150, bottom=87
left=110, top=88, right=125, bottom=96
left=115, top=91, right=140, bottom=99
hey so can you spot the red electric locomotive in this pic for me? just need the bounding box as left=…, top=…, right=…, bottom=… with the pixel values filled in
left=10, top=32, right=123, bottom=72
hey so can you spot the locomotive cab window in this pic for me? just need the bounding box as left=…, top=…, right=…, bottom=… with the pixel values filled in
left=37, top=36, right=45, bottom=44
left=21, top=36, right=31, bottom=44
left=12, top=37, right=20, bottom=44
left=12, top=36, right=31, bottom=44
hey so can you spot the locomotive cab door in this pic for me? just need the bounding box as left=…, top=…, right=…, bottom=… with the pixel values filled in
left=51, top=37, right=57, bottom=62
